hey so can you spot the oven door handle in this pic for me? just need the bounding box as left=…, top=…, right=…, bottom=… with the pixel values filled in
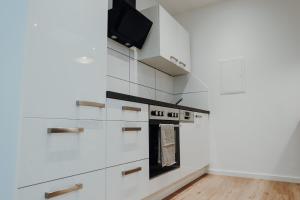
left=158, top=124, right=180, bottom=128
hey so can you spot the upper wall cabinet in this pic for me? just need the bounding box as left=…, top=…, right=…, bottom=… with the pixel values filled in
left=22, top=0, right=107, bottom=120
left=138, top=5, right=191, bottom=76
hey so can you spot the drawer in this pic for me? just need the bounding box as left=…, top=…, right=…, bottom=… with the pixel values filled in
left=23, top=94, right=106, bottom=120
left=106, top=121, right=149, bottom=167
left=106, top=99, right=148, bottom=121
left=18, top=118, right=106, bottom=188
left=17, top=170, right=105, bottom=200
left=106, top=159, right=149, bottom=200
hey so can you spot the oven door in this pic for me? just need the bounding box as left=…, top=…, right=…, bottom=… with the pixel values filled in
left=149, top=120, right=180, bottom=179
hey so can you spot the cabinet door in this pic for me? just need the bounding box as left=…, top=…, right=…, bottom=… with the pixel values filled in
left=193, top=113, right=210, bottom=169
left=18, top=118, right=106, bottom=188
left=23, top=0, right=107, bottom=120
left=159, top=5, right=179, bottom=65
left=17, top=170, right=105, bottom=200
left=180, top=122, right=195, bottom=175
left=106, top=121, right=149, bottom=167
left=106, top=160, right=149, bottom=200
left=180, top=113, right=209, bottom=174
left=177, top=24, right=191, bottom=72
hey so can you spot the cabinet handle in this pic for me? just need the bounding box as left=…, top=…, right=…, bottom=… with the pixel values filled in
left=195, top=115, right=202, bottom=118
left=47, top=128, right=84, bottom=134
left=122, top=167, right=142, bottom=176
left=76, top=100, right=105, bottom=109
left=170, top=56, right=178, bottom=62
left=45, top=184, right=83, bottom=199
left=179, top=61, right=186, bottom=67
left=122, top=106, right=142, bottom=112
left=122, top=127, right=142, bottom=132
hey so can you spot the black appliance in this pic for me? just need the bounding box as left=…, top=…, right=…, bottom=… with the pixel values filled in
left=149, top=105, right=181, bottom=179
left=108, top=0, right=153, bottom=49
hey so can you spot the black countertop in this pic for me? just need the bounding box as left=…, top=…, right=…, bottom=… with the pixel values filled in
left=106, top=91, right=210, bottom=114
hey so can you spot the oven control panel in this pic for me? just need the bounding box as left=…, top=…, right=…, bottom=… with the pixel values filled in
left=180, top=110, right=194, bottom=123
left=149, top=105, right=180, bottom=120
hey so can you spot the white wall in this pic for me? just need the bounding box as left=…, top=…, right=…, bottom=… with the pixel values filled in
left=177, top=0, right=300, bottom=180
left=0, top=0, right=26, bottom=199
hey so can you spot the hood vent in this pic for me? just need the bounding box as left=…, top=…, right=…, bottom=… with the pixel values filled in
left=108, top=0, right=153, bottom=49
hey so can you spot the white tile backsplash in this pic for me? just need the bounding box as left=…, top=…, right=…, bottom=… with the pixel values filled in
left=107, top=38, right=130, bottom=56
left=106, top=38, right=210, bottom=110
left=107, top=48, right=130, bottom=81
left=107, top=76, right=130, bottom=95
left=106, top=37, right=176, bottom=100
left=173, top=74, right=208, bottom=94
left=130, top=59, right=155, bottom=88
left=155, top=70, right=174, bottom=94
left=155, top=91, right=174, bottom=104
left=173, top=92, right=209, bottom=109
left=130, top=83, right=156, bottom=99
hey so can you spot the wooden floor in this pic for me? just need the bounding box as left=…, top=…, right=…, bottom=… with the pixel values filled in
left=165, top=174, right=300, bottom=200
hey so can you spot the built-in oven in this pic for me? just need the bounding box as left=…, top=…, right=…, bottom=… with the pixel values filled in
left=149, top=105, right=180, bottom=179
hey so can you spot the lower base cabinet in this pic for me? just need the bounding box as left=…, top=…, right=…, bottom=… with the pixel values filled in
left=180, top=113, right=209, bottom=175
left=106, top=159, right=149, bottom=200
left=17, top=170, right=105, bottom=200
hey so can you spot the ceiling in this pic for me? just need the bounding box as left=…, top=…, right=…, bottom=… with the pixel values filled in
left=159, top=0, right=223, bottom=15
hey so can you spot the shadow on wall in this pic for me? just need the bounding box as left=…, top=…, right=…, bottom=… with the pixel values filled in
left=275, top=121, right=300, bottom=180
left=173, top=74, right=209, bottom=110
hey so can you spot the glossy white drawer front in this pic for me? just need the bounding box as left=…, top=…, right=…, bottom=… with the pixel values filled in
left=18, top=118, right=106, bottom=188
left=23, top=0, right=107, bottom=120
left=106, top=160, right=149, bottom=200
left=106, top=99, right=148, bottom=121
left=106, top=121, right=149, bottom=167
left=17, top=170, right=105, bottom=200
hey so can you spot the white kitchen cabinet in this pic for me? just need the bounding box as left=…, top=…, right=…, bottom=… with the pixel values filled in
left=138, top=5, right=191, bottom=76
left=18, top=118, right=106, bottom=188
left=22, top=0, right=107, bottom=120
left=17, top=170, right=105, bottom=200
left=106, top=99, right=149, bottom=122
left=106, top=121, right=149, bottom=167
left=106, top=159, right=149, bottom=200
left=180, top=112, right=209, bottom=175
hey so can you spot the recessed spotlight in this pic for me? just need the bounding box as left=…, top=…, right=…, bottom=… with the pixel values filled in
left=125, top=43, right=131, bottom=46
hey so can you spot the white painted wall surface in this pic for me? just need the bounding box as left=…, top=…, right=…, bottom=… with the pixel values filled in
left=0, top=0, right=26, bottom=199
left=177, top=0, right=300, bottom=180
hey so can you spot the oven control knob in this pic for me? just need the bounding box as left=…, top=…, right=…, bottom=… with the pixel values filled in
left=161, top=111, right=164, bottom=116
left=151, top=110, right=158, bottom=116
left=168, top=112, right=172, bottom=117
left=176, top=113, right=179, bottom=118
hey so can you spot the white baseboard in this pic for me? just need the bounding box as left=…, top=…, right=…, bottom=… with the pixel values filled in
left=209, top=168, right=300, bottom=184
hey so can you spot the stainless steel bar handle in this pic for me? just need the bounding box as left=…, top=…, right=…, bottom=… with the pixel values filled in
left=47, top=128, right=84, bottom=134
left=122, top=127, right=142, bottom=132
left=195, top=115, right=203, bottom=118
left=122, top=167, right=142, bottom=176
left=76, top=100, right=105, bottom=108
left=179, top=61, right=186, bottom=67
left=170, top=56, right=178, bottom=62
left=45, top=184, right=83, bottom=199
left=159, top=124, right=180, bottom=128
left=122, top=106, right=142, bottom=112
